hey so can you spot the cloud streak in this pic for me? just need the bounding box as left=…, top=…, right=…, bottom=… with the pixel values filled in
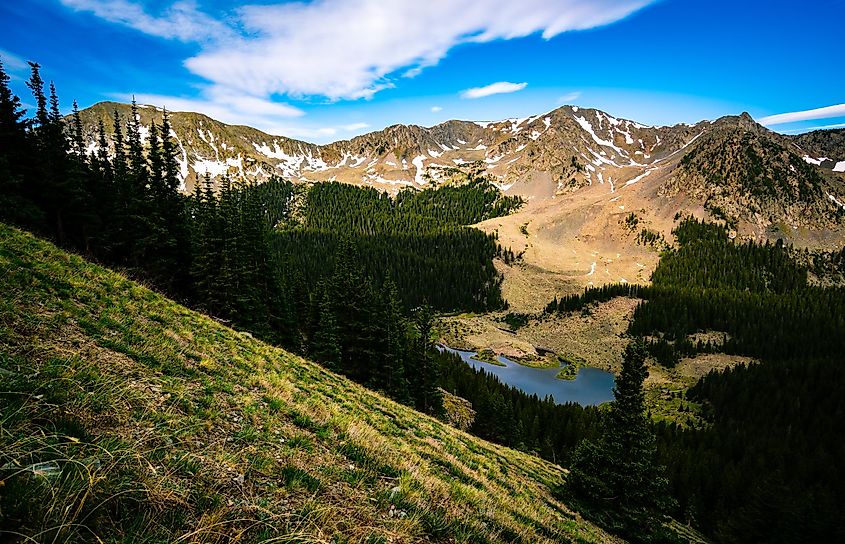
left=557, top=91, right=582, bottom=103
left=62, top=0, right=652, bottom=101
left=759, top=103, right=845, bottom=125
left=63, top=0, right=653, bottom=137
left=60, top=0, right=233, bottom=42
left=461, top=81, right=527, bottom=99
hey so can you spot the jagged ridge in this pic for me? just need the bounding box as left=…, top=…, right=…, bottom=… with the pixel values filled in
left=75, top=102, right=845, bottom=229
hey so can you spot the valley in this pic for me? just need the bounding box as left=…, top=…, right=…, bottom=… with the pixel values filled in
left=2, top=58, right=845, bottom=543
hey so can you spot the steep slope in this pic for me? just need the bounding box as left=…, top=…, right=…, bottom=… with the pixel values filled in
left=0, top=224, right=616, bottom=543
left=660, top=113, right=844, bottom=228
left=791, top=128, right=845, bottom=171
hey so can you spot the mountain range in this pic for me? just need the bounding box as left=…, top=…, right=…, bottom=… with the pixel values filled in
left=77, top=102, right=845, bottom=225
left=74, top=102, right=845, bottom=314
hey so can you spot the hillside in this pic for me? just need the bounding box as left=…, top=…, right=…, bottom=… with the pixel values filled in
left=0, top=223, right=616, bottom=543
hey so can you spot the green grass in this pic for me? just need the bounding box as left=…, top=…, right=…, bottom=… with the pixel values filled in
left=555, top=354, right=586, bottom=380
left=469, top=349, right=507, bottom=367
left=0, top=224, right=616, bottom=543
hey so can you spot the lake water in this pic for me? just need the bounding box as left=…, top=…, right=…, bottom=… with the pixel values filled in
left=440, top=346, right=616, bottom=406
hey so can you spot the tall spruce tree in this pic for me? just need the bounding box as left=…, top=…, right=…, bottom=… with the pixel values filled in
left=410, top=304, right=442, bottom=415
left=375, top=278, right=410, bottom=402
left=566, top=338, right=674, bottom=539
left=0, top=58, right=40, bottom=227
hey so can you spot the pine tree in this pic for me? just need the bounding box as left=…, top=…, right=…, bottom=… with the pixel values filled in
left=26, top=67, right=73, bottom=244
left=375, top=278, right=410, bottom=402
left=69, top=100, right=85, bottom=156
left=25, top=62, right=47, bottom=129
left=410, top=304, right=442, bottom=415
left=311, top=285, right=342, bottom=371
left=566, top=338, right=674, bottom=538
left=156, top=109, right=191, bottom=293
left=0, top=57, right=40, bottom=227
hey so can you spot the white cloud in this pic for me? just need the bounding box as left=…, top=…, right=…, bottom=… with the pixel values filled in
left=60, top=0, right=232, bottom=42
left=63, top=0, right=653, bottom=102
left=341, top=122, right=370, bottom=131
left=430, top=106, right=443, bottom=113
left=557, top=91, right=582, bottom=103
left=779, top=123, right=845, bottom=134
left=0, top=49, right=28, bottom=73
left=461, top=81, right=527, bottom=99
left=759, top=103, right=845, bottom=126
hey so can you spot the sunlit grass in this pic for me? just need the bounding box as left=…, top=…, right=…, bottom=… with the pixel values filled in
left=0, top=223, right=615, bottom=543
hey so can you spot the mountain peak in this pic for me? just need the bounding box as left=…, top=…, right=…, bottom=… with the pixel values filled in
left=72, top=100, right=845, bottom=230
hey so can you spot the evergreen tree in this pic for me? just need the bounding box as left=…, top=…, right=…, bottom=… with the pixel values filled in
left=310, top=283, right=342, bottom=371
left=410, top=304, right=442, bottom=415
left=567, top=339, right=674, bottom=540
left=374, top=278, right=410, bottom=401
left=0, top=58, right=40, bottom=227
left=25, top=62, right=47, bottom=128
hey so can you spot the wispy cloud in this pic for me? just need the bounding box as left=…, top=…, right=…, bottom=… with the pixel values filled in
left=557, top=91, right=582, bottom=103
left=60, top=0, right=232, bottom=42
left=461, top=81, right=527, bottom=99
left=779, top=122, right=845, bottom=134
left=0, top=49, right=28, bottom=72
left=341, top=122, right=370, bottom=131
left=759, top=103, right=845, bottom=125
left=430, top=106, right=443, bottom=113
left=62, top=0, right=653, bottom=102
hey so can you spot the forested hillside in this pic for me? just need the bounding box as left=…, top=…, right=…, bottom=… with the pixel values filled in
left=544, top=217, right=845, bottom=541
left=0, top=59, right=527, bottom=417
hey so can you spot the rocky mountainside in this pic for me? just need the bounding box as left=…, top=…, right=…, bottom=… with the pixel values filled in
left=791, top=128, right=845, bottom=170
left=76, top=102, right=845, bottom=230
left=661, top=114, right=844, bottom=227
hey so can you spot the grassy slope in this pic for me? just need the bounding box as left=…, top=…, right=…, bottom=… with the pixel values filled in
left=0, top=224, right=615, bottom=544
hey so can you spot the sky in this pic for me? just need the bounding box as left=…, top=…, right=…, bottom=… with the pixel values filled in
left=1, top=0, right=844, bottom=144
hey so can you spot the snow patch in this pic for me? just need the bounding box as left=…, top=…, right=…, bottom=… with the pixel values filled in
left=829, top=193, right=845, bottom=209
left=833, top=161, right=845, bottom=172
left=193, top=159, right=230, bottom=177
left=574, top=115, right=624, bottom=155
left=625, top=169, right=653, bottom=186
left=412, top=155, right=427, bottom=184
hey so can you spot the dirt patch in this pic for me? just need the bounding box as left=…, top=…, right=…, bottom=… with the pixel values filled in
left=675, top=353, right=756, bottom=381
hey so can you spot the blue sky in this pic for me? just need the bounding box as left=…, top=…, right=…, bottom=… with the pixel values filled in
left=1, top=0, right=843, bottom=143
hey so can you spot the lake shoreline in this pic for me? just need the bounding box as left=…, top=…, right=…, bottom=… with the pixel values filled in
left=438, top=344, right=615, bottom=407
